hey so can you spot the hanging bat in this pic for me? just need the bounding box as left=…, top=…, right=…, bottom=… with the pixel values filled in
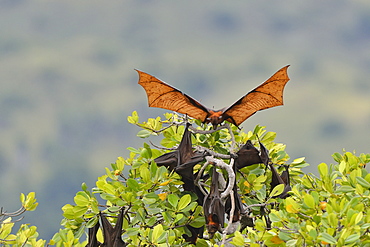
left=154, top=123, right=206, bottom=243
left=203, top=167, right=225, bottom=239
left=154, top=123, right=207, bottom=198
left=235, top=140, right=262, bottom=169
left=279, top=165, right=291, bottom=199
left=86, top=221, right=101, bottom=247
left=137, top=65, right=290, bottom=128
left=258, top=140, right=291, bottom=199
left=100, top=208, right=126, bottom=247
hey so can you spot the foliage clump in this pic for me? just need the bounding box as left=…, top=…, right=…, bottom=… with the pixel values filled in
left=1, top=111, right=370, bottom=246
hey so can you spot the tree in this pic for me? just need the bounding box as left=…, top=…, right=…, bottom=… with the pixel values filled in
left=1, top=111, right=370, bottom=246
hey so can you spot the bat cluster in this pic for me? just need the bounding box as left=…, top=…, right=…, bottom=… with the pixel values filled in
left=87, top=66, right=292, bottom=245
left=153, top=123, right=292, bottom=243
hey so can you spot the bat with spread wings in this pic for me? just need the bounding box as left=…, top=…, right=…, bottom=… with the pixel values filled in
left=137, top=66, right=290, bottom=128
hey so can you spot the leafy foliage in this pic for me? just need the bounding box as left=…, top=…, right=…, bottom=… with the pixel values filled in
left=52, top=112, right=370, bottom=246
left=1, top=111, right=370, bottom=246
left=0, top=192, right=45, bottom=247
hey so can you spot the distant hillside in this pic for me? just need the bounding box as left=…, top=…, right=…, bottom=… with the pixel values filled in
left=0, top=0, right=369, bottom=239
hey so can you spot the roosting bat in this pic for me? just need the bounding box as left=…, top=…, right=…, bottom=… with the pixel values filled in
left=137, top=66, right=290, bottom=128
left=279, top=165, right=291, bottom=199
left=154, top=123, right=207, bottom=197
left=258, top=140, right=291, bottom=199
left=154, top=123, right=206, bottom=243
left=235, top=140, right=262, bottom=169
left=100, top=208, right=126, bottom=247
left=203, top=167, right=225, bottom=239
left=86, top=220, right=101, bottom=247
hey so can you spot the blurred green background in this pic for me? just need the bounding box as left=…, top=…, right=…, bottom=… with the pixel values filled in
left=1, top=0, right=369, bottom=240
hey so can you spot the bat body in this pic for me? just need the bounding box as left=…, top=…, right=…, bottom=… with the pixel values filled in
left=259, top=140, right=291, bottom=199
left=235, top=140, right=262, bottom=169
left=86, top=221, right=101, bottom=247
left=100, top=208, right=126, bottom=247
left=137, top=66, right=290, bottom=128
left=154, top=123, right=206, bottom=243
left=203, top=168, right=225, bottom=238
left=154, top=123, right=207, bottom=198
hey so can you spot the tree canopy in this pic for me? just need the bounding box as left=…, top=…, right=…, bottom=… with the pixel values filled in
left=1, top=111, right=370, bottom=246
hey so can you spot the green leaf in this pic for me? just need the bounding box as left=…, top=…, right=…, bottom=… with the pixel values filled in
left=291, top=157, right=305, bottom=165
left=81, top=182, right=88, bottom=192
left=127, top=111, right=139, bottom=124
left=140, top=166, right=150, bottom=182
left=261, top=131, right=276, bottom=143
left=327, top=213, right=338, bottom=228
left=195, top=239, right=210, bottom=247
left=74, top=194, right=89, bottom=206
left=336, top=185, right=355, bottom=193
left=270, top=184, right=284, bottom=198
left=152, top=224, right=164, bottom=243
left=356, top=176, right=370, bottom=189
left=286, top=239, right=298, bottom=247
left=168, top=194, right=178, bottom=208
left=344, top=234, right=360, bottom=244
left=127, top=147, right=140, bottom=154
left=319, top=232, right=337, bottom=244
left=303, top=193, right=315, bottom=209
left=318, top=163, right=328, bottom=178
left=177, top=194, right=191, bottom=211
left=126, top=178, right=140, bottom=191
left=332, top=152, right=343, bottom=163
left=339, top=160, right=346, bottom=174
left=230, top=231, right=245, bottom=246
left=189, top=215, right=206, bottom=228
left=269, top=211, right=281, bottom=222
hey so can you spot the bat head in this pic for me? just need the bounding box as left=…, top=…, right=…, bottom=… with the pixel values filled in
left=205, top=110, right=225, bottom=129
left=206, top=214, right=221, bottom=239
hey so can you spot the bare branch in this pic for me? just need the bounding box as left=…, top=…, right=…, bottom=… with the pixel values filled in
left=222, top=189, right=235, bottom=244
left=195, top=160, right=211, bottom=196
left=205, top=156, right=235, bottom=200
left=195, top=146, right=232, bottom=159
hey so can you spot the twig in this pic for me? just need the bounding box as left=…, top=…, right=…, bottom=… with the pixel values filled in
left=195, top=146, right=232, bottom=159
left=222, top=189, right=235, bottom=245
left=205, top=156, right=235, bottom=200
left=134, top=121, right=177, bottom=134
left=224, top=123, right=236, bottom=151
left=149, top=140, right=177, bottom=151
left=195, top=160, right=211, bottom=196
left=244, top=202, right=275, bottom=211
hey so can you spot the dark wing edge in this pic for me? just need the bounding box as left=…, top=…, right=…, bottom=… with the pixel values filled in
left=136, top=69, right=210, bottom=122
left=222, top=65, right=290, bottom=126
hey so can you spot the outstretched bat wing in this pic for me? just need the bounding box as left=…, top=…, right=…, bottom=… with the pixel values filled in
left=136, top=70, right=209, bottom=122
left=222, top=65, right=290, bottom=126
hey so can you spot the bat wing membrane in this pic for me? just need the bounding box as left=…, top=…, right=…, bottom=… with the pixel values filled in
left=136, top=70, right=209, bottom=122
left=223, top=65, right=290, bottom=126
